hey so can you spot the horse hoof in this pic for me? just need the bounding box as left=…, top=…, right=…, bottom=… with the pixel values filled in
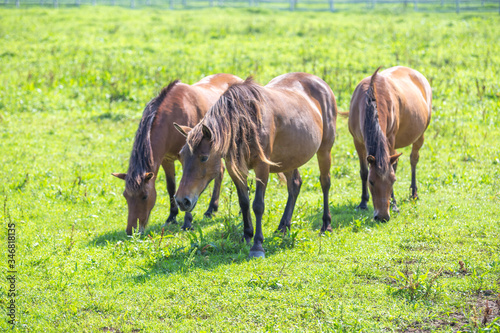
left=356, top=204, right=368, bottom=210
left=320, top=225, right=333, bottom=233
left=248, top=250, right=265, bottom=259
left=240, top=236, right=252, bottom=245
left=181, top=225, right=194, bottom=231
left=203, top=212, right=213, bottom=219
left=274, top=227, right=286, bottom=234
left=391, top=206, right=400, bottom=213
left=163, top=220, right=177, bottom=228
left=166, top=217, right=177, bottom=224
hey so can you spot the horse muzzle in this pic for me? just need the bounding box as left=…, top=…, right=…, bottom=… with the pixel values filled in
left=174, top=195, right=197, bottom=212
left=374, top=212, right=390, bottom=222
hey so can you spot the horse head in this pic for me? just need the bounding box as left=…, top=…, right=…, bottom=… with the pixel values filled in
left=173, top=123, right=222, bottom=213
left=112, top=171, right=157, bottom=235
left=366, top=153, right=401, bottom=222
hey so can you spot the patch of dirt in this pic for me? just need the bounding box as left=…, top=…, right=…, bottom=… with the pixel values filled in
left=477, top=295, right=500, bottom=326
left=100, top=328, right=123, bottom=333
left=402, top=292, right=500, bottom=332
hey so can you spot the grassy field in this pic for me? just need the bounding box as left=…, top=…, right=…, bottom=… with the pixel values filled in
left=1, top=7, right=500, bottom=332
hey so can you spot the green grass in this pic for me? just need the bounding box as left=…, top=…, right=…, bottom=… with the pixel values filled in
left=1, top=6, right=500, bottom=332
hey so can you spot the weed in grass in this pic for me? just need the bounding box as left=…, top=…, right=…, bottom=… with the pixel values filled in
left=389, top=265, right=444, bottom=303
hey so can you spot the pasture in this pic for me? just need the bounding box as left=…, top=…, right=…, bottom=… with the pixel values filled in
left=0, top=7, right=499, bottom=331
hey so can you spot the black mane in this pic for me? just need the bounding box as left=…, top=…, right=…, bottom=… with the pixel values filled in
left=126, top=80, right=180, bottom=191
left=363, top=68, right=390, bottom=176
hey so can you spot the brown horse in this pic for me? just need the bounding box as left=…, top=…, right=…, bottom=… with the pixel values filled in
left=112, top=74, right=243, bottom=235
left=348, top=66, right=432, bottom=221
left=173, top=73, right=337, bottom=258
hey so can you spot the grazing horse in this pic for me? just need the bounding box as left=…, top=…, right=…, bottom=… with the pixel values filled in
left=173, top=73, right=337, bottom=258
left=112, top=74, right=243, bottom=235
left=348, top=66, right=432, bottom=221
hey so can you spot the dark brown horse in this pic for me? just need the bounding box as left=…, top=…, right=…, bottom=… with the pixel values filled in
left=348, top=66, right=432, bottom=221
left=173, top=73, right=337, bottom=258
left=112, top=74, right=243, bottom=235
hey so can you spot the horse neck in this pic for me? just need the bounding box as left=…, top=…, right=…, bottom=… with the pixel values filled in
left=148, top=123, right=168, bottom=175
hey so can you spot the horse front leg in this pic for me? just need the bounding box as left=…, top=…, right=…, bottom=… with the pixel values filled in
left=228, top=169, right=252, bottom=244
left=391, top=160, right=400, bottom=213
left=181, top=212, right=194, bottom=231
left=249, top=163, right=269, bottom=259
left=354, top=141, right=369, bottom=210
left=162, top=161, right=179, bottom=226
left=204, top=164, right=224, bottom=218
left=277, top=169, right=302, bottom=233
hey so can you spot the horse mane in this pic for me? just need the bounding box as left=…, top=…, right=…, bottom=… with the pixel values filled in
left=364, top=67, right=390, bottom=176
left=126, top=80, right=180, bottom=191
left=186, top=77, right=276, bottom=182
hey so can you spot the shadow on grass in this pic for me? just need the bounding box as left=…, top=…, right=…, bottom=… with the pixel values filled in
left=87, top=211, right=229, bottom=247
left=308, top=202, right=379, bottom=231
left=89, top=202, right=382, bottom=283
left=126, top=213, right=312, bottom=283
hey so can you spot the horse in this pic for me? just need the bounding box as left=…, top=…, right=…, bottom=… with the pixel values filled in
left=348, top=66, right=432, bottom=222
left=112, top=74, right=243, bottom=235
left=173, top=73, right=338, bottom=258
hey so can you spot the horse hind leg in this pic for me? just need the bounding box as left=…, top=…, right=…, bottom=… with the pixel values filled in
left=410, top=135, right=424, bottom=200
left=204, top=164, right=224, bottom=218
left=276, top=169, right=302, bottom=234
left=317, top=148, right=332, bottom=232
left=162, top=161, right=179, bottom=225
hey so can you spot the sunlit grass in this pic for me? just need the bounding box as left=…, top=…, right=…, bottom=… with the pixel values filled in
left=0, top=7, right=499, bottom=331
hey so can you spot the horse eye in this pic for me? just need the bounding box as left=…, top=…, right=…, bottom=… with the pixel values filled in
left=200, top=155, right=208, bottom=162
left=369, top=180, right=374, bottom=186
left=142, top=195, right=148, bottom=200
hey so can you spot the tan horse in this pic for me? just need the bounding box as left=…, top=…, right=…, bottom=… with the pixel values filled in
left=112, top=74, right=243, bottom=235
left=173, top=73, right=338, bottom=258
left=348, top=66, right=432, bottom=221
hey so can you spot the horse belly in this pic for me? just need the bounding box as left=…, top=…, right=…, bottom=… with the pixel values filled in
left=394, top=109, right=429, bottom=148
left=269, top=127, right=322, bottom=173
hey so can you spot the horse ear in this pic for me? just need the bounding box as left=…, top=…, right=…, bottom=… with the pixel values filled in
left=390, top=153, right=402, bottom=165
left=202, top=124, right=212, bottom=140
left=173, top=122, right=192, bottom=137
left=144, top=172, right=154, bottom=181
left=367, top=155, right=376, bottom=165
left=112, top=173, right=127, bottom=180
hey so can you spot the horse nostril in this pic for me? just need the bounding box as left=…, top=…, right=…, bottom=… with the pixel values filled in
left=374, top=214, right=390, bottom=222
left=183, top=198, right=192, bottom=208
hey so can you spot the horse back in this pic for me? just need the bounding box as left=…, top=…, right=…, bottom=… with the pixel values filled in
left=383, top=67, right=432, bottom=148
left=153, top=75, right=243, bottom=161
left=349, top=66, right=432, bottom=150
left=260, top=73, right=337, bottom=172
left=267, top=72, right=337, bottom=144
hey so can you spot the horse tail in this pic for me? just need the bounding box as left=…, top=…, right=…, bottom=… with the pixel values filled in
left=338, top=111, right=349, bottom=118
